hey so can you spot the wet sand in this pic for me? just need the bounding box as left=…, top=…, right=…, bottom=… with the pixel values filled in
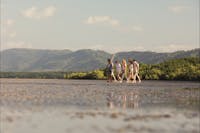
left=0, top=79, right=200, bottom=133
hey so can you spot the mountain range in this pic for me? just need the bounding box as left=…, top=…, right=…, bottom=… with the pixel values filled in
left=0, top=48, right=199, bottom=72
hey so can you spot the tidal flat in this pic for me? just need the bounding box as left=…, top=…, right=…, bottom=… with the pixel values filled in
left=0, top=79, right=199, bottom=133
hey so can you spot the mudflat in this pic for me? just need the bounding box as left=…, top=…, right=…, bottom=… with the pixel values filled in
left=0, top=79, right=199, bottom=133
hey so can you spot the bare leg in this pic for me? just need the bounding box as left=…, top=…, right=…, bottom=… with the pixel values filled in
left=111, top=73, right=116, bottom=81
left=117, top=72, right=122, bottom=81
left=108, top=75, right=112, bottom=82
left=136, top=74, right=141, bottom=83
left=107, top=75, right=109, bottom=82
left=125, top=73, right=127, bottom=80
left=127, top=73, right=130, bottom=82
left=121, top=72, right=126, bottom=82
left=132, top=73, right=136, bottom=83
left=127, top=72, right=133, bottom=83
left=121, top=73, right=124, bottom=81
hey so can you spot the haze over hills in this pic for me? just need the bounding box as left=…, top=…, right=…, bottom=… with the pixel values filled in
left=0, top=48, right=199, bottom=72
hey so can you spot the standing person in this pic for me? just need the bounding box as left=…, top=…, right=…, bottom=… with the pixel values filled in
left=127, top=59, right=134, bottom=83
left=115, top=61, right=122, bottom=81
left=106, top=55, right=116, bottom=82
left=120, top=59, right=127, bottom=82
left=133, top=59, right=141, bottom=83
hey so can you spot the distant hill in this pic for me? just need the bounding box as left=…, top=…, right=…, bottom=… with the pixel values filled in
left=115, top=49, right=200, bottom=64
left=0, top=48, right=199, bottom=72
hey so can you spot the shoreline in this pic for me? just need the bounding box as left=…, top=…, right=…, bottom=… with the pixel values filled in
left=1, top=78, right=200, bottom=83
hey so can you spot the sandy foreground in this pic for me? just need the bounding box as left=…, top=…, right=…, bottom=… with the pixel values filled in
left=0, top=79, right=200, bottom=133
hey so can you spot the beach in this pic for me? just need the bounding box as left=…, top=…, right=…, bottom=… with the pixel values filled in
left=0, top=79, right=199, bottom=133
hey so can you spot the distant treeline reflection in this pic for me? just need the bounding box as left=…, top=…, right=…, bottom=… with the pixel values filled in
left=1, top=57, right=199, bottom=81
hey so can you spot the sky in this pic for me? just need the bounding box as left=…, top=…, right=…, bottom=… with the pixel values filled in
left=0, top=0, right=199, bottom=53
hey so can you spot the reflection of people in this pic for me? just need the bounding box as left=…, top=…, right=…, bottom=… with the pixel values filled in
left=121, top=94, right=127, bottom=109
left=106, top=91, right=139, bottom=109
left=133, top=59, right=141, bottom=83
left=106, top=58, right=116, bottom=82
left=106, top=92, right=115, bottom=109
left=120, top=59, right=127, bottom=82
left=128, top=92, right=139, bottom=108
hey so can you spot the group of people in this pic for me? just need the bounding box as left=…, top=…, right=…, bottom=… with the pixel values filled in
left=106, top=55, right=141, bottom=83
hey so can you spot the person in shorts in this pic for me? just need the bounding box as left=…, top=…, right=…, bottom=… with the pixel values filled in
left=115, top=60, right=122, bottom=81
left=106, top=58, right=116, bottom=82
left=120, top=59, right=127, bottom=82
left=133, top=59, right=141, bottom=83
left=127, top=59, right=134, bottom=83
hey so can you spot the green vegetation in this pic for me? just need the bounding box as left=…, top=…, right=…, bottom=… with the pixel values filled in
left=0, top=71, right=106, bottom=80
left=139, top=57, right=200, bottom=81
left=0, top=72, right=66, bottom=79
left=64, top=70, right=105, bottom=80
left=0, top=57, right=200, bottom=81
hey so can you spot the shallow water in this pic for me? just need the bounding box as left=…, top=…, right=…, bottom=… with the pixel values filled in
left=0, top=79, right=200, bottom=133
left=1, top=79, right=199, bottom=110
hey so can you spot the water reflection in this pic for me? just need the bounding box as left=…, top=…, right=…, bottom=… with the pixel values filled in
left=106, top=91, right=139, bottom=109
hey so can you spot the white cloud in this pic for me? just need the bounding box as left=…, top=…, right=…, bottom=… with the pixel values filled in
left=132, top=25, right=143, bottom=32
left=21, top=6, right=56, bottom=19
left=168, top=5, right=190, bottom=14
left=155, top=44, right=195, bottom=52
left=8, top=31, right=17, bottom=38
left=105, top=44, right=195, bottom=53
left=89, top=44, right=104, bottom=50
left=133, top=46, right=146, bottom=51
left=4, top=19, right=15, bottom=27
left=85, top=16, right=144, bottom=33
left=85, top=16, right=120, bottom=26
left=1, top=19, right=17, bottom=38
left=1, top=41, right=33, bottom=50
left=43, top=6, right=57, bottom=17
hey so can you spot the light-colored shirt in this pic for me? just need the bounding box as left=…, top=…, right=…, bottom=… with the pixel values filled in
left=116, top=63, right=121, bottom=72
left=129, top=64, right=134, bottom=72
left=133, top=61, right=139, bottom=73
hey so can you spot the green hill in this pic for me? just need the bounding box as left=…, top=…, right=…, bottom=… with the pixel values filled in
left=0, top=48, right=199, bottom=72
left=115, top=49, right=199, bottom=64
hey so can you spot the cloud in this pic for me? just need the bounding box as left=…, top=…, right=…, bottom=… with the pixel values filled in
left=1, top=41, right=32, bottom=50
left=168, top=5, right=190, bottom=14
left=89, top=44, right=104, bottom=50
left=1, top=19, right=17, bottom=39
left=1, top=18, right=31, bottom=50
left=21, top=6, right=56, bottom=19
left=8, top=31, right=17, bottom=38
left=85, top=16, right=120, bottom=26
left=4, top=19, right=15, bottom=27
left=132, top=25, right=143, bottom=32
left=84, top=16, right=144, bottom=33
left=133, top=46, right=146, bottom=51
left=1, top=19, right=17, bottom=38
left=155, top=44, right=195, bottom=52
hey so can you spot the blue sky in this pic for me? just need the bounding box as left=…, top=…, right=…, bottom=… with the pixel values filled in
left=1, top=0, right=199, bottom=53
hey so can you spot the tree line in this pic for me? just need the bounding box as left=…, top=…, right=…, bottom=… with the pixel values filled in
left=0, top=57, right=199, bottom=81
